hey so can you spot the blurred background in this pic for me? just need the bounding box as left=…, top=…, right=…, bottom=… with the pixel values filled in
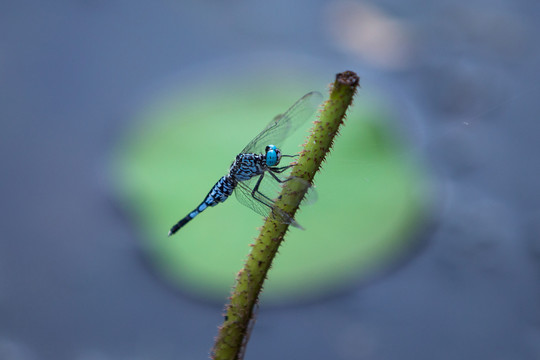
left=1, top=1, right=539, bottom=359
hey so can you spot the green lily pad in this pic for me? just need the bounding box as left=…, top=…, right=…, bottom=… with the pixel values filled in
left=111, top=83, right=428, bottom=303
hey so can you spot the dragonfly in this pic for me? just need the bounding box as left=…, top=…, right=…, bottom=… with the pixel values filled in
left=168, top=91, right=323, bottom=236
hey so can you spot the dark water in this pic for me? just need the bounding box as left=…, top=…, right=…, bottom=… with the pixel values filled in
left=1, top=1, right=539, bottom=359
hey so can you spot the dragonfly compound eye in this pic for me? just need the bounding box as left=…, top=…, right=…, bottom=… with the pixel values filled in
left=265, top=144, right=281, bottom=166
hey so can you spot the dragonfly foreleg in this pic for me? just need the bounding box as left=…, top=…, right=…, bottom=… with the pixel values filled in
left=281, top=154, right=299, bottom=158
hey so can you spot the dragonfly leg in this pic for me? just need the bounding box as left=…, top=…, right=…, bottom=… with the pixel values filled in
left=250, top=173, right=298, bottom=226
left=266, top=164, right=294, bottom=184
left=268, top=171, right=314, bottom=204
left=281, top=154, right=299, bottom=158
left=271, top=165, right=293, bottom=174
left=251, top=173, right=277, bottom=206
left=268, top=170, right=290, bottom=184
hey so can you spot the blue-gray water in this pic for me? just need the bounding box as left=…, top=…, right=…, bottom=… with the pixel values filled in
left=1, top=1, right=539, bottom=359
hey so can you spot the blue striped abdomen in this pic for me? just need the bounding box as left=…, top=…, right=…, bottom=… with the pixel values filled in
left=168, top=175, right=236, bottom=236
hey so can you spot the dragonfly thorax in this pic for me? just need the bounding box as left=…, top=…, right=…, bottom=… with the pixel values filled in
left=229, top=153, right=267, bottom=181
left=265, top=144, right=282, bottom=166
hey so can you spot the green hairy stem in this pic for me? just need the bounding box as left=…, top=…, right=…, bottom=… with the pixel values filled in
left=211, top=71, right=360, bottom=360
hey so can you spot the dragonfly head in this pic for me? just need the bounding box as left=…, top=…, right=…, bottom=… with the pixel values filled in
left=265, top=144, right=282, bottom=166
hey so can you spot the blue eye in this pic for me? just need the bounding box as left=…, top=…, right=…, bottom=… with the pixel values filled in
left=266, top=144, right=279, bottom=166
left=266, top=151, right=277, bottom=166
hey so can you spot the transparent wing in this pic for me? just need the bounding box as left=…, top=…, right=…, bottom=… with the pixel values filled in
left=234, top=173, right=313, bottom=227
left=241, top=91, right=323, bottom=154
left=234, top=180, right=275, bottom=218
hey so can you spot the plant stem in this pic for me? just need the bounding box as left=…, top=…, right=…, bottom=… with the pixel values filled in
left=211, top=71, right=360, bottom=360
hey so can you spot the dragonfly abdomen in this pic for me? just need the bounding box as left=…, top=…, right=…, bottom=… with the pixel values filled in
left=168, top=175, right=236, bottom=236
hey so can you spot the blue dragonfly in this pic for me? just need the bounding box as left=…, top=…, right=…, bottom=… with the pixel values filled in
left=168, top=91, right=323, bottom=236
